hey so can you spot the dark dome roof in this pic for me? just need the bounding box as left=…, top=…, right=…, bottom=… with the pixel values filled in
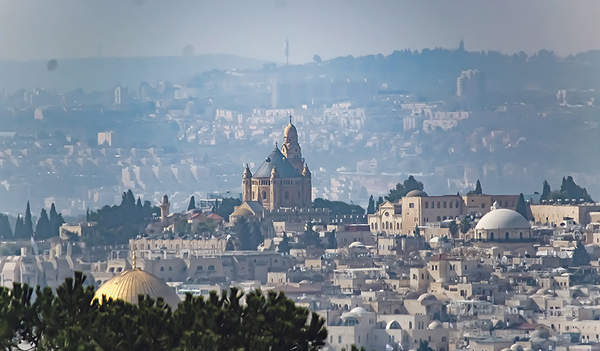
left=253, top=147, right=302, bottom=178
left=406, top=190, right=428, bottom=197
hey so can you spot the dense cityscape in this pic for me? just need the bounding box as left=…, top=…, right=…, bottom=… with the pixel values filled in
left=2, top=1, right=600, bottom=350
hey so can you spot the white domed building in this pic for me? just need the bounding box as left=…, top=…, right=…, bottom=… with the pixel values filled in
left=474, top=202, right=532, bottom=241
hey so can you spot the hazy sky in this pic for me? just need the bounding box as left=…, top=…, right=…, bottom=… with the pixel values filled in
left=2, top=0, right=600, bottom=63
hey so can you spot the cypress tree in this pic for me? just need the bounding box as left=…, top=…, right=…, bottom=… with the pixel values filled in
left=136, top=197, right=144, bottom=222
left=367, top=195, right=375, bottom=214
left=35, top=209, right=51, bottom=239
left=188, top=196, right=196, bottom=211
left=475, top=180, right=483, bottom=195
left=515, top=193, right=528, bottom=219
left=49, top=203, right=64, bottom=237
left=278, top=232, right=291, bottom=254
left=376, top=196, right=384, bottom=211
left=541, top=180, right=551, bottom=201
left=0, top=214, right=12, bottom=238
left=14, top=215, right=23, bottom=238
left=24, top=201, right=33, bottom=237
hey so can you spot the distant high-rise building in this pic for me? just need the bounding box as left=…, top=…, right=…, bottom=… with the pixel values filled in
left=114, top=86, right=123, bottom=105
left=98, top=131, right=113, bottom=146
left=457, top=69, right=485, bottom=97
left=284, top=39, right=289, bottom=65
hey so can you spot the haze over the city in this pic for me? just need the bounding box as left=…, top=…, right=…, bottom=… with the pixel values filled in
left=2, top=0, right=600, bottom=62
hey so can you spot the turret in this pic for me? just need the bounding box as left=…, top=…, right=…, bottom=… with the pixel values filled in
left=242, top=164, right=252, bottom=202
left=270, top=166, right=278, bottom=209
left=302, top=164, right=311, bottom=177
left=302, top=164, right=312, bottom=207
left=160, top=195, right=170, bottom=223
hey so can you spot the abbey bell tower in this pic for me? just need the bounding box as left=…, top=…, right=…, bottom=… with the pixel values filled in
left=281, top=116, right=304, bottom=173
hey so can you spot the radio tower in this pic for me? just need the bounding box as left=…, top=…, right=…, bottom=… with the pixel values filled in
left=284, top=39, right=289, bottom=65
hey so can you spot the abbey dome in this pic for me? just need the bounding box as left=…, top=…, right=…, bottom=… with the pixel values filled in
left=474, top=202, right=532, bottom=241
left=475, top=208, right=530, bottom=230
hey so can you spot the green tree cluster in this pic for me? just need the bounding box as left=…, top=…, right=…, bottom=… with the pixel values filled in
left=233, top=217, right=264, bottom=250
left=384, top=175, right=424, bottom=202
left=312, top=198, right=364, bottom=216
left=572, top=241, right=591, bottom=266
left=0, top=272, right=327, bottom=351
left=299, top=222, right=323, bottom=249
left=213, top=197, right=242, bottom=221
left=539, top=176, right=593, bottom=202
left=86, top=190, right=159, bottom=244
left=278, top=232, right=291, bottom=254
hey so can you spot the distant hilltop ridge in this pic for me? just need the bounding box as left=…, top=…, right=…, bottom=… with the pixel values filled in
left=0, top=54, right=267, bottom=92
left=3, top=47, right=600, bottom=95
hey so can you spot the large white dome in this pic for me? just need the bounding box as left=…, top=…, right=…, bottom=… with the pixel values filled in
left=475, top=208, right=530, bottom=230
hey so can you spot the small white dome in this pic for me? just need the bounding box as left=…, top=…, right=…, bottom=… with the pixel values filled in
left=350, top=307, right=368, bottom=315
left=428, top=321, right=443, bottom=329
left=349, top=242, right=365, bottom=248
left=418, top=293, right=437, bottom=302
left=510, top=344, right=524, bottom=351
left=475, top=208, right=530, bottom=230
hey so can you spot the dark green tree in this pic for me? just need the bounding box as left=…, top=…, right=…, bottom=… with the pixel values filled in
left=235, top=217, right=253, bottom=250
left=24, top=201, right=33, bottom=237
left=0, top=214, right=12, bottom=238
left=187, top=196, right=196, bottom=211
left=278, top=232, right=291, bottom=254
left=214, top=198, right=241, bottom=221
left=515, top=193, right=528, bottom=219
left=460, top=216, right=471, bottom=235
left=367, top=195, right=375, bottom=214
left=35, top=209, right=52, bottom=239
left=300, top=222, right=322, bottom=248
left=449, top=220, right=459, bottom=237
left=418, top=340, right=435, bottom=351
left=249, top=221, right=264, bottom=250
left=326, top=230, right=337, bottom=249
left=49, top=203, right=65, bottom=237
left=376, top=196, right=384, bottom=211
left=541, top=180, right=551, bottom=201
left=572, top=241, right=591, bottom=266
left=14, top=215, right=24, bottom=238
left=312, top=198, right=364, bottom=216
left=385, top=175, right=424, bottom=202
left=225, top=238, right=235, bottom=251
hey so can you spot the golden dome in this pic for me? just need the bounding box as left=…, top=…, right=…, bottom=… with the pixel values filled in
left=94, top=268, right=181, bottom=308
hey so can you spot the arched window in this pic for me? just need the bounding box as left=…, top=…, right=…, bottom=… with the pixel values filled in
left=208, top=265, right=215, bottom=271
left=437, top=216, right=441, bottom=221
left=409, top=321, right=412, bottom=329
left=490, top=232, right=494, bottom=240
left=375, top=223, right=378, bottom=230
left=456, top=201, right=459, bottom=208
left=197, top=266, right=203, bottom=271
left=338, top=336, right=342, bottom=343
left=116, top=267, right=122, bottom=272
left=505, top=232, right=510, bottom=240
left=168, top=266, right=172, bottom=271
left=109, top=267, right=114, bottom=273
left=396, top=223, right=400, bottom=230
left=160, top=267, right=164, bottom=272
left=371, top=223, right=374, bottom=229
left=443, top=216, right=447, bottom=220
left=519, top=232, right=523, bottom=240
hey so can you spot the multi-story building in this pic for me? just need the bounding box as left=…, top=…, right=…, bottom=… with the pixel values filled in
left=368, top=191, right=520, bottom=234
